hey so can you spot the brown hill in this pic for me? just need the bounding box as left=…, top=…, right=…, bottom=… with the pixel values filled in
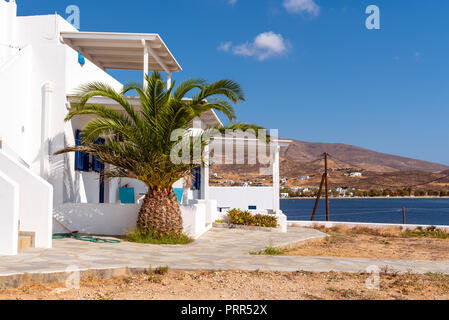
left=210, top=139, right=449, bottom=191
left=284, top=140, right=449, bottom=173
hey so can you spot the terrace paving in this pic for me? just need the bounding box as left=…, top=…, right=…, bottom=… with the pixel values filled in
left=0, top=227, right=448, bottom=288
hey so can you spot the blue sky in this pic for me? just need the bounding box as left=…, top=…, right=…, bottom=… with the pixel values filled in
left=19, top=0, right=449, bottom=164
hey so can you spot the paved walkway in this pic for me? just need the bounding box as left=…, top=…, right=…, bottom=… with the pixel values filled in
left=0, top=227, right=448, bottom=288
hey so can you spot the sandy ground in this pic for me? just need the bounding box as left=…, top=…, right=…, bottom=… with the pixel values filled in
left=283, top=227, right=449, bottom=260
left=1, top=270, right=449, bottom=300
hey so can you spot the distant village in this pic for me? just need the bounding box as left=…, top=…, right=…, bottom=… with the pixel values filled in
left=210, top=171, right=449, bottom=198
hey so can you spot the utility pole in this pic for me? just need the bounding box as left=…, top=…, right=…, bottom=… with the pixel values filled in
left=311, top=173, right=325, bottom=221
left=324, top=152, right=330, bottom=221
left=402, top=207, right=406, bottom=224
left=310, top=152, right=330, bottom=221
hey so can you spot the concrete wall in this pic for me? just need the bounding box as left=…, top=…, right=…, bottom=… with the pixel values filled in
left=0, top=150, right=53, bottom=248
left=209, top=186, right=274, bottom=211
left=181, top=201, right=209, bottom=239
left=54, top=203, right=140, bottom=236
left=0, top=170, right=19, bottom=255
left=288, top=220, right=449, bottom=232
left=54, top=201, right=211, bottom=239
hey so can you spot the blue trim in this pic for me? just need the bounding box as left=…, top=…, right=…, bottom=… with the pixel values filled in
left=119, top=187, right=135, bottom=204
left=77, top=50, right=85, bottom=66
left=173, top=188, right=183, bottom=203
left=191, top=167, right=201, bottom=190
left=99, top=175, right=105, bottom=203
left=92, top=138, right=105, bottom=172
left=75, top=130, right=89, bottom=171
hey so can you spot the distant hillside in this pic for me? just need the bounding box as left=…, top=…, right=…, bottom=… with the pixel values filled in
left=210, top=139, right=449, bottom=191
left=284, top=140, right=449, bottom=173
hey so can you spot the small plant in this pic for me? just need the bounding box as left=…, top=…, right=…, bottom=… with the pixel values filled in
left=402, top=226, right=449, bottom=239
left=214, top=220, right=223, bottom=223
left=227, top=208, right=252, bottom=225
left=250, top=269, right=262, bottom=275
left=250, top=243, right=285, bottom=255
left=126, top=229, right=194, bottom=245
left=261, top=246, right=285, bottom=255
left=227, top=208, right=278, bottom=228
left=154, top=266, right=169, bottom=275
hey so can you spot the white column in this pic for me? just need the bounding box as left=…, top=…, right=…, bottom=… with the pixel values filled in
left=272, top=144, right=280, bottom=213
left=142, top=40, right=149, bottom=89
left=40, top=82, right=53, bottom=179
left=167, top=72, right=172, bottom=89
left=201, top=145, right=210, bottom=202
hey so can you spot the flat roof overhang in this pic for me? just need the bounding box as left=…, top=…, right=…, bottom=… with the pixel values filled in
left=67, top=95, right=221, bottom=128
left=60, top=31, right=182, bottom=72
left=211, top=136, right=292, bottom=153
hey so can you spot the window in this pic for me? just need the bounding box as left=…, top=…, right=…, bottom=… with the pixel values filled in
left=248, top=205, right=257, bottom=210
left=92, top=137, right=105, bottom=172
left=191, top=167, right=201, bottom=190
left=74, top=129, right=90, bottom=172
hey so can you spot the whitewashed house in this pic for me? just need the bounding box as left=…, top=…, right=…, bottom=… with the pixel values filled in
left=350, top=172, right=362, bottom=177
left=0, top=1, right=289, bottom=255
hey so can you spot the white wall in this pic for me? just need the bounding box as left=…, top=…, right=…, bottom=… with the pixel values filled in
left=0, top=0, right=18, bottom=65
left=0, top=45, right=32, bottom=163
left=0, top=150, right=53, bottom=248
left=54, top=203, right=140, bottom=235
left=54, top=201, right=211, bottom=239
left=0, top=170, right=19, bottom=255
left=0, top=14, right=124, bottom=206
left=209, top=186, right=274, bottom=211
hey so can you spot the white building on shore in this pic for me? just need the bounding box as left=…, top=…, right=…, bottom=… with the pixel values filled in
left=0, top=1, right=289, bottom=255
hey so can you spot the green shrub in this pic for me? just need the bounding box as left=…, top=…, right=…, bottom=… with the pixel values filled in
left=251, top=214, right=278, bottom=228
left=126, top=229, right=194, bottom=245
left=250, top=245, right=285, bottom=255
left=227, top=208, right=253, bottom=225
left=227, top=208, right=278, bottom=228
left=402, top=226, right=449, bottom=239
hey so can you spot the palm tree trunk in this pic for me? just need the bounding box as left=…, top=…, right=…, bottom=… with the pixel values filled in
left=137, top=187, right=183, bottom=236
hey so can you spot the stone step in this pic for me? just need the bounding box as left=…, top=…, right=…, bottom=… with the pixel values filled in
left=18, top=231, right=35, bottom=250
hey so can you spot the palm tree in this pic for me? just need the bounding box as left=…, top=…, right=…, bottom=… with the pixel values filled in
left=55, top=72, right=263, bottom=237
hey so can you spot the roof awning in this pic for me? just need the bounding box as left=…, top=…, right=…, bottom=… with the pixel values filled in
left=60, top=31, right=182, bottom=72
left=66, top=95, right=221, bottom=128
left=211, top=136, right=292, bottom=153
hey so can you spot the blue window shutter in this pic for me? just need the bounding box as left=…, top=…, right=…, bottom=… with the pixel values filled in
left=197, top=167, right=201, bottom=190
left=75, top=129, right=91, bottom=172
left=75, top=130, right=83, bottom=170
left=92, top=138, right=105, bottom=172
left=192, top=167, right=201, bottom=190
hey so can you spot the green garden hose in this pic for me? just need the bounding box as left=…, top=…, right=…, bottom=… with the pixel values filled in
left=52, top=233, right=121, bottom=243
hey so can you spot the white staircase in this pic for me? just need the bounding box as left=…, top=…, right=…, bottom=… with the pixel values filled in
left=0, top=143, right=53, bottom=255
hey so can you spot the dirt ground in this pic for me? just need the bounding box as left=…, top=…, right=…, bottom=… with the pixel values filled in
left=282, top=226, right=449, bottom=260
left=1, top=270, right=449, bottom=300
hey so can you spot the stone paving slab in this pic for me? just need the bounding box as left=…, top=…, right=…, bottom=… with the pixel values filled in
left=0, top=227, right=448, bottom=289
